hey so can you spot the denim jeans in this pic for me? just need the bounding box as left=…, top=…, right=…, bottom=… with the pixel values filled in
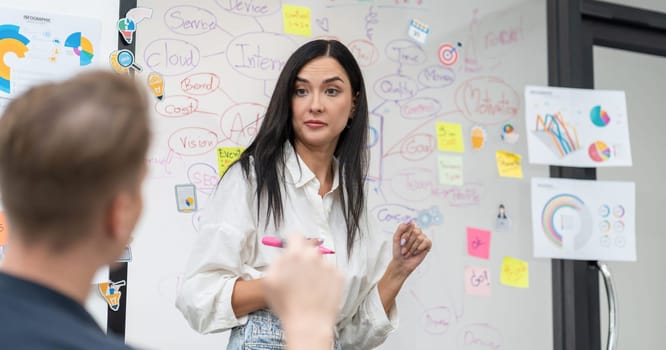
left=227, top=309, right=341, bottom=350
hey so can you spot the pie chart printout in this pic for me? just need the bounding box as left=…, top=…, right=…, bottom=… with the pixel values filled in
left=588, top=141, right=611, bottom=162
left=590, top=105, right=611, bottom=127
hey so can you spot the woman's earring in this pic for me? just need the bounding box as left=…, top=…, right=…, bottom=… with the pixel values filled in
left=347, top=106, right=355, bottom=129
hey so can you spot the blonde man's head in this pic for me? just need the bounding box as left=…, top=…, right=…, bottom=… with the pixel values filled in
left=0, top=71, right=151, bottom=251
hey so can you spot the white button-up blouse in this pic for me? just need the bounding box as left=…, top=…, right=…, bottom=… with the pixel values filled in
left=175, top=144, right=397, bottom=349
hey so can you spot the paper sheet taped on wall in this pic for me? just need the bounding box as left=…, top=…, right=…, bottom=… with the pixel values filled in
left=531, top=177, right=636, bottom=261
left=524, top=85, right=632, bottom=167
left=0, top=8, right=102, bottom=112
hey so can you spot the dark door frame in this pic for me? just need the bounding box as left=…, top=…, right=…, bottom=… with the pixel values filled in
left=107, top=0, right=137, bottom=340
left=548, top=1, right=666, bottom=349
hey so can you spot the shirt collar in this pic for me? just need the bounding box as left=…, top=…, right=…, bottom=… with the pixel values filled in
left=284, top=142, right=340, bottom=192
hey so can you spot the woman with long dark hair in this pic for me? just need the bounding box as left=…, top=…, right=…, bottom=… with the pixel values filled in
left=176, top=39, right=432, bottom=349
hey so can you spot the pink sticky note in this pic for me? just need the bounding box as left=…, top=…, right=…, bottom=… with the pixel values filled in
left=464, top=266, right=492, bottom=296
left=467, top=227, right=491, bottom=259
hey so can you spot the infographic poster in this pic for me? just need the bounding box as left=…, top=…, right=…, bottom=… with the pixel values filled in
left=524, top=85, right=632, bottom=167
left=531, top=177, right=636, bottom=261
left=0, top=8, right=101, bottom=111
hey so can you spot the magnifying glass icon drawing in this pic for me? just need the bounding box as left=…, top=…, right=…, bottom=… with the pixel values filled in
left=110, top=49, right=142, bottom=74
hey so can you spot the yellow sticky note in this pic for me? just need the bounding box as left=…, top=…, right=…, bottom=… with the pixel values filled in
left=0, top=212, right=7, bottom=246
left=282, top=4, right=311, bottom=37
left=500, top=256, right=529, bottom=288
left=217, top=147, right=244, bottom=176
left=496, top=150, right=523, bottom=178
left=436, top=122, right=464, bottom=152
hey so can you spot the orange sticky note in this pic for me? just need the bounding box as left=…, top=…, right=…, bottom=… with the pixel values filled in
left=216, top=147, right=244, bottom=176
left=500, top=256, right=529, bottom=288
left=282, top=4, right=311, bottom=37
left=0, top=212, right=8, bottom=245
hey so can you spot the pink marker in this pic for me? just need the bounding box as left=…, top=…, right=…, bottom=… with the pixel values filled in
left=261, top=236, right=335, bottom=255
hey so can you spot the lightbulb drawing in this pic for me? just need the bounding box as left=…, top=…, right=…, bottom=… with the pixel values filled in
left=148, top=72, right=164, bottom=100
left=99, top=280, right=126, bottom=311
left=117, top=18, right=136, bottom=45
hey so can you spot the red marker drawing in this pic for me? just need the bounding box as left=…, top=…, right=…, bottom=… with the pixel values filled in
left=261, top=236, right=335, bottom=255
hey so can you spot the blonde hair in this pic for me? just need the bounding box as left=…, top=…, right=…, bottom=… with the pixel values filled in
left=0, top=71, right=151, bottom=249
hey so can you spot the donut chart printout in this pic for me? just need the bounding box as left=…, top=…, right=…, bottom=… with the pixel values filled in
left=524, top=85, right=632, bottom=167
left=531, top=177, right=636, bottom=261
left=0, top=7, right=101, bottom=112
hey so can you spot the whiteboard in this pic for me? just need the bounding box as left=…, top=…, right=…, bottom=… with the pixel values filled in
left=130, top=0, right=552, bottom=349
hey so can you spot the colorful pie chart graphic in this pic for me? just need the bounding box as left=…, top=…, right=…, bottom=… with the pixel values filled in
left=613, top=205, right=625, bottom=218
left=598, top=204, right=610, bottom=218
left=599, top=220, right=611, bottom=233
left=614, top=220, right=625, bottom=232
left=64, top=32, right=94, bottom=66
left=590, top=105, right=611, bottom=127
left=588, top=141, right=611, bottom=162
left=0, top=25, right=30, bottom=94
left=541, top=193, right=593, bottom=249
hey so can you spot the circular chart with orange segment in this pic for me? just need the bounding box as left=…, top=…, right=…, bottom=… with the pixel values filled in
left=590, top=105, right=611, bottom=127
left=64, top=32, right=94, bottom=66
left=588, top=141, right=611, bottom=163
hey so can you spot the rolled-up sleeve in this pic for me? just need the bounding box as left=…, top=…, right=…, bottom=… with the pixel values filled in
left=338, top=284, right=398, bottom=349
left=175, top=164, right=259, bottom=334
left=338, top=228, right=399, bottom=349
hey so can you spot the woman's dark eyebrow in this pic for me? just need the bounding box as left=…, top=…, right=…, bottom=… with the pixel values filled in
left=295, top=76, right=345, bottom=84
left=323, top=77, right=344, bottom=84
